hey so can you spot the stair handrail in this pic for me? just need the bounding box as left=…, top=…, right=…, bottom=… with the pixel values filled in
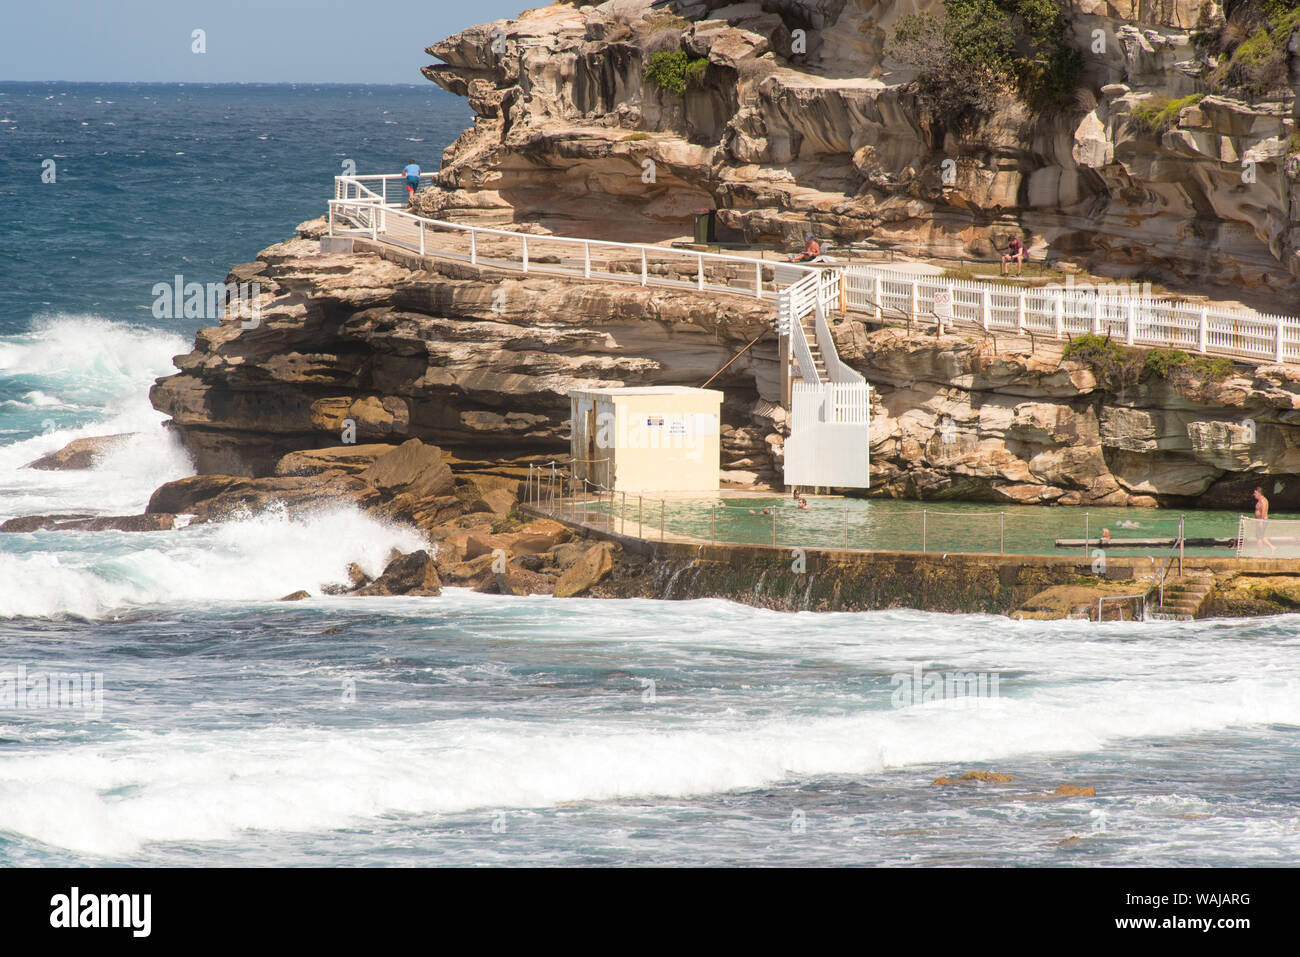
left=1141, top=515, right=1185, bottom=616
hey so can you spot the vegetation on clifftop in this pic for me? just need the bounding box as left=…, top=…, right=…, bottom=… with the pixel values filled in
left=889, top=0, right=1082, bottom=125
left=1063, top=334, right=1238, bottom=398
left=1198, top=0, right=1300, bottom=97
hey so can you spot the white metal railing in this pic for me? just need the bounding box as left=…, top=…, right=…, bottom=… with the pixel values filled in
left=844, top=264, right=1300, bottom=364
left=330, top=195, right=819, bottom=304
left=334, top=173, right=437, bottom=208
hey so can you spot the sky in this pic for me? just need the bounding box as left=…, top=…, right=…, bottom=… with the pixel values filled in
left=0, top=0, right=535, bottom=82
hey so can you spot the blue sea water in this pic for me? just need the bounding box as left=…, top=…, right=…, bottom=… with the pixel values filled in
left=0, top=83, right=1298, bottom=867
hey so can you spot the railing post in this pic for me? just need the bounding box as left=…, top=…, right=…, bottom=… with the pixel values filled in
left=771, top=507, right=777, bottom=547
left=981, top=287, right=990, bottom=329
left=910, top=279, right=918, bottom=322
left=1054, top=292, right=1064, bottom=340
left=470, top=230, right=477, bottom=265
left=1084, top=512, right=1090, bottom=560
left=522, top=235, right=529, bottom=273
left=921, top=509, right=927, bottom=553
left=1092, top=292, right=1101, bottom=335
left=1198, top=307, right=1207, bottom=354
left=697, top=253, right=704, bottom=291
left=874, top=275, right=883, bottom=321
left=419, top=220, right=425, bottom=257
left=1000, top=511, right=1005, bottom=554
left=1017, top=291, right=1026, bottom=333
left=641, top=248, right=647, bottom=286
left=755, top=261, right=762, bottom=299
left=1126, top=300, right=1135, bottom=345
left=1276, top=317, right=1285, bottom=363
left=584, top=241, right=591, bottom=279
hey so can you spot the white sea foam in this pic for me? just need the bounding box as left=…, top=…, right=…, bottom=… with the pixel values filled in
left=0, top=664, right=1295, bottom=857
left=0, top=504, right=428, bottom=619
left=0, top=315, right=196, bottom=518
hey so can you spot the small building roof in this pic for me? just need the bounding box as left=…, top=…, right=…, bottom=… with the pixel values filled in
left=569, top=386, right=724, bottom=399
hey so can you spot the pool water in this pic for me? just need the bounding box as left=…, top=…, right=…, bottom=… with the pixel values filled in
left=574, top=496, right=1277, bottom=559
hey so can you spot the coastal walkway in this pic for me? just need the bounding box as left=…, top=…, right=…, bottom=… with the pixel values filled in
left=328, top=173, right=1300, bottom=368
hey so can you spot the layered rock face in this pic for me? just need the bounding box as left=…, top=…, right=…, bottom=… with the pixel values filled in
left=147, top=219, right=1300, bottom=507
left=841, top=319, right=1300, bottom=506
left=149, top=222, right=786, bottom=482
left=420, top=0, right=1298, bottom=303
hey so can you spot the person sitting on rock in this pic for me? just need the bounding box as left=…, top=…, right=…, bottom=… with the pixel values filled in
left=1001, top=236, right=1026, bottom=276
left=790, top=234, right=821, bottom=263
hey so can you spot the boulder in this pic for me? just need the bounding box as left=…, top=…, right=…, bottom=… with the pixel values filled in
left=1053, top=784, right=1096, bottom=797
left=0, top=513, right=176, bottom=533
left=553, top=542, right=615, bottom=598
left=353, top=550, right=442, bottom=596
left=360, top=439, right=453, bottom=496
left=23, top=434, right=133, bottom=470
left=280, top=590, right=311, bottom=601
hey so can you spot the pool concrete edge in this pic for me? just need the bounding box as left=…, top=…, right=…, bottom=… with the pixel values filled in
left=522, top=506, right=1300, bottom=619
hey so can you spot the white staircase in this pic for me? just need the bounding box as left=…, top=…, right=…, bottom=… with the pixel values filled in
left=775, top=265, right=871, bottom=489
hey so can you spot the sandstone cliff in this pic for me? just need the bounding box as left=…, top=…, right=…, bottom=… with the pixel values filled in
left=146, top=219, right=1300, bottom=509
left=420, top=0, right=1298, bottom=302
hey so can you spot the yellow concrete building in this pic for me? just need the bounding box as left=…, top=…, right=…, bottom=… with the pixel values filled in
left=569, top=387, right=724, bottom=493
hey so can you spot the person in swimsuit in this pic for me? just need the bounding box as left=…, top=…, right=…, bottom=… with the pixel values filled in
left=790, top=234, right=821, bottom=263
left=1254, top=487, right=1276, bottom=555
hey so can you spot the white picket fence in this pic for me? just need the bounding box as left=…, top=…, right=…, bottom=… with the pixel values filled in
left=843, top=264, right=1300, bottom=364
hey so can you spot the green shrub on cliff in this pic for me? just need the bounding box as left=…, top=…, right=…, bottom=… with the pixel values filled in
left=1062, top=334, right=1143, bottom=394
left=889, top=0, right=1081, bottom=125
left=1206, top=3, right=1300, bottom=97
left=1129, top=94, right=1205, bottom=134
left=644, top=50, right=708, bottom=96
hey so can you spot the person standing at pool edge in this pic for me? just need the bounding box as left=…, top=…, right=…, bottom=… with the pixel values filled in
left=1254, top=487, right=1277, bottom=555
left=403, top=160, right=421, bottom=203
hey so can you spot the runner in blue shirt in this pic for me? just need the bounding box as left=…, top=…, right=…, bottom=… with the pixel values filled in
left=402, top=161, right=421, bottom=201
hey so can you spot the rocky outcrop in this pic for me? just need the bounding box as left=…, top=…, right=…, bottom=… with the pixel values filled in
left=419, top=0, right=1298, bottom=302
left=144, top=219, right=1300, bottom=508
left=23, top=434, right=133, bottom=470
left=150, top=223, right=787, bottom=483
left=848, top=324, right=1300, bottom=505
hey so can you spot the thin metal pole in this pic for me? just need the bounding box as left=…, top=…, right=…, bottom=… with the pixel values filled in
left=1084, top=512, right=1090, bottom=560
left=772, top=506, right=777, bottom=547
left=922, top=509, right=927, bottom=553
left=1000, top=511, right=1005, bottom=554
left=843, top=502, right=848, bottom=550
left=711, top=503, right=716, bottom=544
left=1179, top=514, right=1184, bottom=575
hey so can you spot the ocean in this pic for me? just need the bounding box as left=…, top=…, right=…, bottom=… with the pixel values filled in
left=1, top=83, right=1298, bottom=867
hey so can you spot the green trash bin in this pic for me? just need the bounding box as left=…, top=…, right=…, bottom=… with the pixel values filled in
left=693, top=209, right=716, bottom=245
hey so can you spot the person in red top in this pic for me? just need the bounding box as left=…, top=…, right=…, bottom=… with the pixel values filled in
left=1001, top=236, right=1026, bottom=276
